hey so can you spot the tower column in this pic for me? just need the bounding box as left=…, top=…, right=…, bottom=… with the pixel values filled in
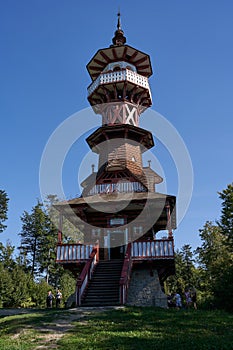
left=58, top=213, right=63, bottom=244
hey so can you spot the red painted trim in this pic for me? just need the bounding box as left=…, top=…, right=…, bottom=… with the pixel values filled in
left=88, top=66, right=103, bottom=71
left=129, top=50, right=139, bottom=61
left=133, top=56, right=148, bottom=65
left=112, top=47, right=118, bottom=60
left=57, top=231, right=62, bottom=244
left=76, top=248, right=97, bottom=287
left=99, top=50, right=111, bottom=63
left=122, top=46, right=128, bottom=59
left=119, top=243, right=132, bottom=304
left=76, top=244, right=99, bottom=306
left=138, top=64, right=150, bottom=70
left=92, top=73, right=99, bottom=78
left=93, top=58, right=106, bottom=66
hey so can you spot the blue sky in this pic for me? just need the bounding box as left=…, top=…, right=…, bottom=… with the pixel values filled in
left=1, top=0, right=233, bottom=251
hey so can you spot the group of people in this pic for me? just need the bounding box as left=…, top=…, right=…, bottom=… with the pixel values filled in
left=46, top=289, right=62, bottom=308
left=167, top=289, right=197, bottom=310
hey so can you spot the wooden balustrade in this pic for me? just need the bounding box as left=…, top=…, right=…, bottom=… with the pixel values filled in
left=87, top=69, right=151, bottom=96
left=131, top=239, right=174, bottom=259
left=56, top=243, right=94, bottom=263
left=56, top=239, right=174, bottom=264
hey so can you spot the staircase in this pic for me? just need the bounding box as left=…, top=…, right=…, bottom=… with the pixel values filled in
left=82, top=259, right=124, bottom=306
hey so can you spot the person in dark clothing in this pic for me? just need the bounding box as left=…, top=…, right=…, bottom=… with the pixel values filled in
left=167, top=294, right=176, bottom=308
left=46, top=290, right=54, bottom=308
left=191, top=290, right=197, bottom=309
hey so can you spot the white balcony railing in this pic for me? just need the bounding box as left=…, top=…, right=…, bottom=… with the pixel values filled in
left=56, top=240, right=174, bottom=264
left=88, top=181, right=147, bottom=196
left=56, top=244, right=94, bottom=262
left=87, top=69, right=151, bottom=97
left=131, top=240, right=174, bottom=259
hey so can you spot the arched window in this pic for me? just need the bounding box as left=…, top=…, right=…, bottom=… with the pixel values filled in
left=113, top=66, right=121, bottom=71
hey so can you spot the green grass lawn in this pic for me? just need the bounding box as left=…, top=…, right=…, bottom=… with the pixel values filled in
left=0, top=307, right=233, bottom=350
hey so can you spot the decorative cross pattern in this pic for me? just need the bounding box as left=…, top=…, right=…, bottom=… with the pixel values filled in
left=102, top=103, right=139, bottom=126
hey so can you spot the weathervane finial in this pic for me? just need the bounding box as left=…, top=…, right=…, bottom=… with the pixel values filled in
left=111, top=10, right=126, bottom=46
left=117, top=10, right=121, bottom=30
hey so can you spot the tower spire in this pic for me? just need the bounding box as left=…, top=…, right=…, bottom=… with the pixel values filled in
left=117, top=11, right=121, bottom=30
left=112, top=11, right=126, bottom=46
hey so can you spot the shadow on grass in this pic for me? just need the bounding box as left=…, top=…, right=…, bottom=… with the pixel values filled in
left=0, top=309, right=67, bottom=335
left=0, top=307, right=233, bottom=350
left=58, top=307, right=233, bottom=350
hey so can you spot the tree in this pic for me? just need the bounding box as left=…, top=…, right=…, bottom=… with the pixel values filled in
left=218, top=183, right=233, bottom=251
left=165, top=245, right=198, bottom=302
left=18, top=200, right=66, bottom=287
left=8, top=265, right=35, bottom=307
left=58, top=270, right=76, bottom=306
left=215, top=183, right=233, bottom=311
left=32, top=279, right=54, bottom=308
left=0, top=241, right=16, bottom=271
left=165, top=250, right=186, bottom=295
left=180, top=244, right=196, bottom=289
left=19, top=201, right=56, bottom=279
left=0, top=190, right=9, bottom=233
left=0, top=262, right=14, bottom=307
left=195, top=222, right=225, bottom=305
left=196, top=197, right=233, bottom=311
left=44, top=194, right=84, bottom=243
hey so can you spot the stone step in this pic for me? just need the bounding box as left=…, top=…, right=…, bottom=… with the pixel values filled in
left=95, top=266, right=122, bottom=270
left=83, top=295, right=120, bottom=303
left=84, top=294, right=119, bottom=300
left=88, top=282, right=118, bottom=287
left=82, top=301, right=121, bottom=307
left=86, top=291, right=118, bottom=296
left=96, top=270, right=122, bottom=272
left=91, top=277, right=120, bottom=281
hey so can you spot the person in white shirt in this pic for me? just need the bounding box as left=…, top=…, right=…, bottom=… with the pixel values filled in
left=55, top=289, right=62, bottom=308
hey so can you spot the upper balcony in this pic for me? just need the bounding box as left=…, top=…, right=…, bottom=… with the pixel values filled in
left=88, top=181, right=147, bottom=196
left=88, top=69, right=150, bottom=95
left=87, top=69, right=152, bottom=110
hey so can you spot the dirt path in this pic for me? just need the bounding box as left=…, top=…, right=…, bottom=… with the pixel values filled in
left=0, top=306, right=124, bottom=349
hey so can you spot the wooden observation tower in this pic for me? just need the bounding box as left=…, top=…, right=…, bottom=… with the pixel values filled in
left=55, top=14, right=176, bottom=307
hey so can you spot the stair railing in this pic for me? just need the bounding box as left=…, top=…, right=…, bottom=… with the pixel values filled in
left=76, top=241, right=99, bottom=306
left=119, top=243, right=132, bottom=305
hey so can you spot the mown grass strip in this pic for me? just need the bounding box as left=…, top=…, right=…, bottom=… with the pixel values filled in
left=0, top=307, right=232, bottom=350
left=58, top=307, right=233, bottom=350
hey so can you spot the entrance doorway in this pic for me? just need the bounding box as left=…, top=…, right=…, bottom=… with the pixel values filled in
left=108, top=229, right=127, bottom=259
